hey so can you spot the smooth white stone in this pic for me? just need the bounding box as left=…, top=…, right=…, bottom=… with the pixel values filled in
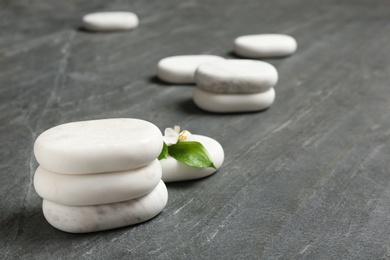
left=42, top=180, right=168, bottom=233
left=34, top=118, right=162, bottom=174
left=193, top=87, right=275, bottom=113
left=157, top=55, right=225, bottom=84
left=195, top=59, right=278, bottom=94
left=234, top=34, right=297, bottom=58
left=34, top=160, right=162, bottom=206
left=82, top=12, right=139, bottom=31
left=160, top=134, right=224, bottom=182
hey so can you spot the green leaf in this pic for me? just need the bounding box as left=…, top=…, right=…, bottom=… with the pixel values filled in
left=168, top=141, right=216, bottom=169
left=158, top=142, right=168, bottom=160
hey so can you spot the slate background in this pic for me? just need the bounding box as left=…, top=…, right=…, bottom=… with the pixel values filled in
left=1, top=0, right=390, bottom=259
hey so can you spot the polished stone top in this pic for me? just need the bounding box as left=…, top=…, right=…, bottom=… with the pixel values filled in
left=1, top=0, right=390, bottom=259
left=34, top=118, right=162, bottom=174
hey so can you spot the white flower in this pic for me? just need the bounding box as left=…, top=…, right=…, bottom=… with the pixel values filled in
left=179, top=130, right=191, bottom=141
left=162, top=125, right=192, bottom=146
left=163, top=127, right=179, bottom=146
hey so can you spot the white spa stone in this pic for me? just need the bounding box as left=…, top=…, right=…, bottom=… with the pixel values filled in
left=34, top=118, right=162, bottom=174
left=42, top=180, right=168, bottom=233
left=193, top=87, right=275, bottom=113
left=82, top=12, right=139, bottom=32
left=160, top=134, right=224, bottom=182
left=34, top=160, right=162, bottom=206
left=157, top=55, right=225, bottom=84
left=195, top=60, right=278, bottom=94
left=234, top=34, right=297, bottom=58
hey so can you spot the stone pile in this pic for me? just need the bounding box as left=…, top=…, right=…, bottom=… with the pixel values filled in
left=33, top=118, right=168, bottom=233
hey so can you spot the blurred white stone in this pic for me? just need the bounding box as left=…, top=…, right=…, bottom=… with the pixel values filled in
left=193, top=87, right=275, bottom=113
left=157, top=55, right=224, bottom=84
left=82, top=12, right=139, bottom=31
left=234, top=34, right=297, bottom=58
left=195, top=59, right=278, bottom=94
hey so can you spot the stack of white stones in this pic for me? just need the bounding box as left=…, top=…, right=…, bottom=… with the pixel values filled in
left=193, top=59, right=278, bottom=113
left=234, top=34, right=297, bottom=58
left=33, top=118, right=167, bottom=233
left=155, top=35, right=296, bottom=113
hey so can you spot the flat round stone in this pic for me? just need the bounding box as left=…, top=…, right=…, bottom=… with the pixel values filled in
left=193, top=87, right=275, bottom=113
left=42, top=180, right=168, bottom=233
left=82, top=12, right=139, bottom=32
left=34, top=118, right=163, bottom=174
left=34, top=160, right=162, bottom=206
left=195, top=60, right=278, bottom=94
left=160, top=134, right=224, bottom=182
left=234, top=34, right=297, bottom=58
left=157, top=55, right=224, bottom=84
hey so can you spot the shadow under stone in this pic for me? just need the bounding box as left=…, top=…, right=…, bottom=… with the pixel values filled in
left=177, top=98, right=209, bottom=115
left=226, top=51, right=294, bottom=60
left=76, top=26, right=97, bottom=33
left=148, top=76, right=195, bottom=87
left=165, top=174, right=216, bottom=190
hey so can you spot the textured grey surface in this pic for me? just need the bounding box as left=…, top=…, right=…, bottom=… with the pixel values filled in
left=1, top=0, right=390, bottom=259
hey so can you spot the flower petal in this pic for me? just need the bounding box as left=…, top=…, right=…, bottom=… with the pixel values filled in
left=163, top=127, right=179, bottom=145
left=179, top=130, right=192, bottom=142
left=174, top=125, right=180, bottom=134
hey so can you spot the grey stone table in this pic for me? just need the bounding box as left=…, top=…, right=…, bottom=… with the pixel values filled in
left=1, top=0, right=390, bottom=259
